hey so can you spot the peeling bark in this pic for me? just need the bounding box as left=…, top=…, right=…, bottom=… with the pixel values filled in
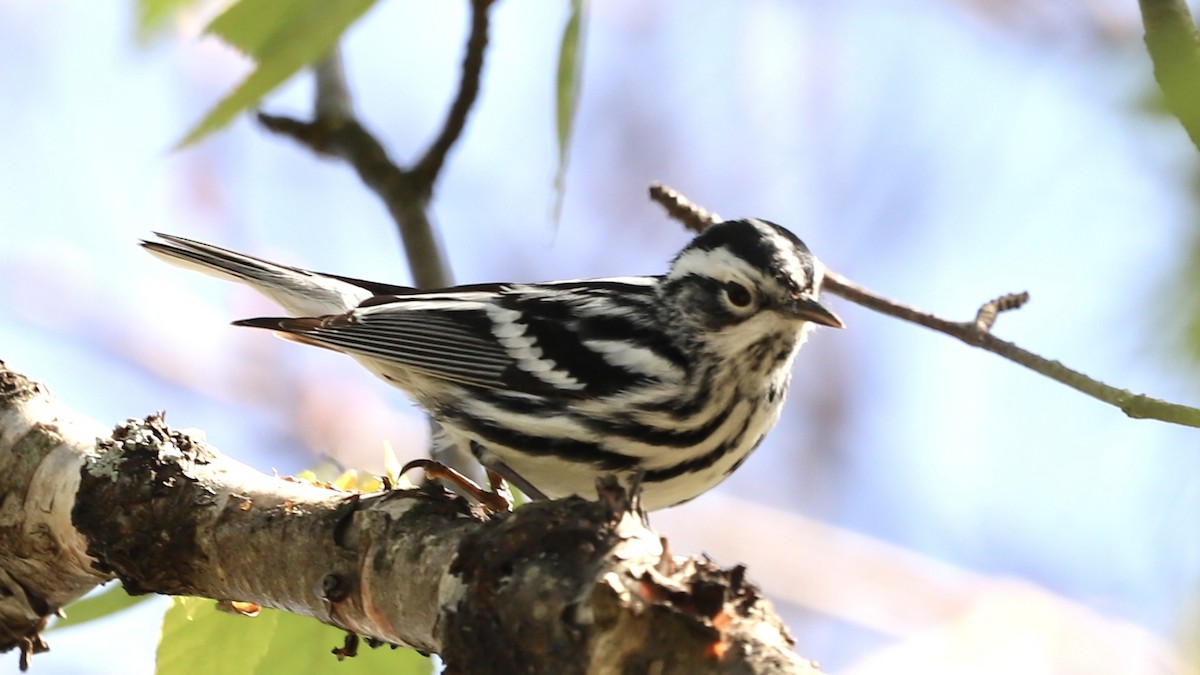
left=0, top=366, right=110, bottom=667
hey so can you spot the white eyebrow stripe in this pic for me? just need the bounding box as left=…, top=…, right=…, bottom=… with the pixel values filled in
left=748, top=219, right=815, bottom=289
left=669, top=248, right=763, bottom=282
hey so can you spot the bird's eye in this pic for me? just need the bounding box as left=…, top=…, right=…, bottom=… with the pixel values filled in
left=723, top=280, right=753, bottom=308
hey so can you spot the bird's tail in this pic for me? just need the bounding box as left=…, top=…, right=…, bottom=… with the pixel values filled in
left=142, top=233, right=389, bottom=317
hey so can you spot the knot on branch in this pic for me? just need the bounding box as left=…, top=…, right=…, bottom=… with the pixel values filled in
left=972, top=291, right=1030, bottom=333
left=93, top=412, right=216, bottom=474
left=78, top=414, right=219, bottom=589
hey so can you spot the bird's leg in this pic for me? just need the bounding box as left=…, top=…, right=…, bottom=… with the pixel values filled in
left=486, top=468, right=514, bottom=508
left=481, top=457, right=550, bottom=502
left=399, top=458, right=512, bottom=512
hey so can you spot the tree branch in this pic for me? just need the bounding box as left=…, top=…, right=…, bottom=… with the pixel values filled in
left=0, top=361, right=819, bottom=673
left=1139, top=0, right=1200, bottom=151
left=648, top=183, right=1200, bottom=429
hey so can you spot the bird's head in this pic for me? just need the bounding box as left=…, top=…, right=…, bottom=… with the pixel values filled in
left=661, top=218, right=843, bottom=359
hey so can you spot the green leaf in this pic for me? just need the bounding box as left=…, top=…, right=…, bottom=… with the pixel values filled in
left=177, top=0, right=379, bottom=148
left=256, top=610, right=432, bottom=675
left=158, top=598, right=271, bottom=675
left=136, top=0, right=200, bottom=40
left=157, top=597, right=431, bottom=675
left=206, top=0, right=311, bottom=59
left=551, top=0, right=587, bottom=222
left=49, top=582, right=151, bottom=631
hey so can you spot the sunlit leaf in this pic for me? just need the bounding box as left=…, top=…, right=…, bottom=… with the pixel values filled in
left=158, top=597, right=271, bottom=675
left=136, top=0, right=198, bottom=39
left=48, top=582, right=151, bottom=631
left=383, top=439, right=406, bottom=488
left=551, top=0, right=587, bottom=222
left=178, top=0, right=379, bottom=148
left=255, top=608, right=431, bottom=674
left=158, top=597, right=431, bottom=675
left=206, top=0, right=308, bottom=58
left=332, top=468, right=359, bottom=490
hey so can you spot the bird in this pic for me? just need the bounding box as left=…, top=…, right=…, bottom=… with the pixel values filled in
left=142, top=219, right=843, bottom=511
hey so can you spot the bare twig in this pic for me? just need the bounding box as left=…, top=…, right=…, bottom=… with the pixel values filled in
left=410, top=0, right=496, bottom=189
left=648, top=183, right=1200, bottom=429
left=823, top=272, right=1200, bottom=426
left=648, top=183, right=719, bottom=232
left=1139, top=0, right=1200, bottom=151
left=313, top=49, right=354, bottom=121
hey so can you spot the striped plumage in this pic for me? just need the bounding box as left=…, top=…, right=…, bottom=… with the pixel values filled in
left=143, top=219, right=842, bottom=510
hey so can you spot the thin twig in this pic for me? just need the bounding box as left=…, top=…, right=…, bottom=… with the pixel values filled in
left=1139, top=0, right=1200, bottom=151
left=823, top=272, right=1200, bottom=426
left=313, top=49, right=354, bottom=120
left=647, top=183, right=719, bottom=232
left=648, top=183, right=1200, bottom=429
left=410, top=0, right=496, bottom=190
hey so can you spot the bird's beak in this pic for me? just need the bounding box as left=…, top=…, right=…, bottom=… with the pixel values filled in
left=789, top=295, right=844, bottom=328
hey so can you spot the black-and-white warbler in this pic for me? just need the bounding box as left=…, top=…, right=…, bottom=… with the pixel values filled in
left=143, top=219, right=842, bottom=510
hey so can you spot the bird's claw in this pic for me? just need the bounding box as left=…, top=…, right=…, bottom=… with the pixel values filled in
left=398, top=458, right=513, bottom=513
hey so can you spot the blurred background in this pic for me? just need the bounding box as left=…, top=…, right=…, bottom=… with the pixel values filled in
left=2, top=0, right=1199, bottom=672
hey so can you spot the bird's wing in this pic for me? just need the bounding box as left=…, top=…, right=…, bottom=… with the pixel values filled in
left=236, top=303, right=522, bottom=391
left=234, top=278, right=686, bottom=397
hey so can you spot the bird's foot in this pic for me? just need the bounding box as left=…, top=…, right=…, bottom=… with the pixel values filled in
left=398, top=458, right=513, bottom=512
